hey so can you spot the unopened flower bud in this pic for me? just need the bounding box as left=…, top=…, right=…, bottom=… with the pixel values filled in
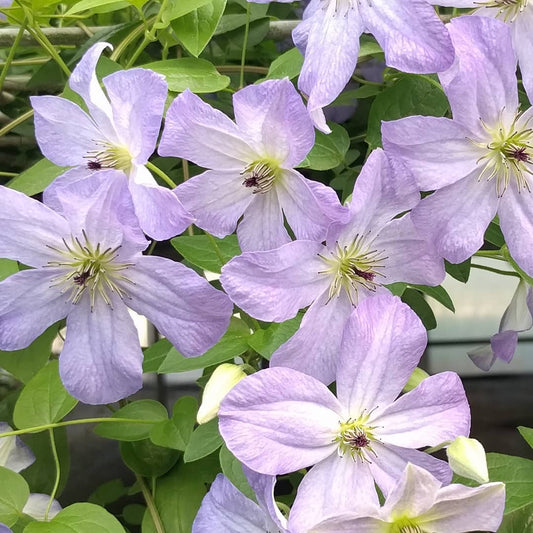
left=447, top=436, right=489, bottom=484
left=403, top=367, right=430, bottom=393
left=197, top=364, right=247, bottom=424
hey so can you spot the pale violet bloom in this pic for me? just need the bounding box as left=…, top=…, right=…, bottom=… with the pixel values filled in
left=436, top=0, right=533, bottom=103
left=0, top=0, right=13, bottom=20
left=467, top=278, right=533, bottom=370
left=31, top=42, right=192, bottom=241
left=193, top=469, right=288, bottom=533
left=220, top=149, right=444, bottom=384
left=382, top=16, right=533, bottom=277
left=159, top=79, right=343, bottom=252
left=310, top=464, right=505, bottom=533
left=0, top=174, right=232, bottom=404
left=0, top=423, right=34, bottom=473
left=219, top=295, right=471, bottom=533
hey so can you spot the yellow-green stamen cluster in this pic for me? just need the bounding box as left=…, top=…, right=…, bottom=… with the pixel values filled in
left=335, top=412, right=379, bottom=462
left=241, top=160, right=280, bottom=194
left=475, top=0, right=529, bottom=22
left=47, top=230, right=133, bottom=309
left=320, top=236, right=386, bottom=305
left=85, top=141, right=133, bottom=173
left=389, top=518, right=425, bottom=533
left=473, top=109, right=533, bottom=197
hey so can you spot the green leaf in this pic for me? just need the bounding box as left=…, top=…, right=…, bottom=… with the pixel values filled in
left=266, top=47, right=303, bottom=80
left=161, top=0, right=211, bottom=24
left=171, top=234, right=241, bottom=274
left=13, top=361, right=77, bottom=429
left=411, top=284, right=455, bottom=313
left=94, top=400, right=168, bottom=442
left=123, top=504, right=145, bottom=526
left=485, top=219, right=505, bottom=248
left=7, top=159, right=69, bottom=197
left=0, top=467, right=29, bottom=527
left=183, top=418, right=223, bottom=462
left=120, top=439, right=180, bottom=477
left=366, top=75, right=449, bottom=149
left=171, top=0, right=227, bottom=57
left=150, top=396, right=198, bottom=451
left=65, top=0, right=132, bottom=15
left=0, top=259, right=18, bottom=282
left=401, top=288, right=437, bottom=330
left=386, top=282, right=407, bottom=297
left=88, top=479, right=128, bottom=507
left=24, top=502, right=126, bottom=532
left=298, top=123, right=350, bottom=171
left=445, top=258, right=471, bottom=284
left=0, top=324, right=58, bottom=384
left=518, top=426, right=533, bottom=449
left=219, top=444, right=255, bottom=501
left=143, top=58, right=230, bottom=93
left=247, top=314, right=303, bottom=359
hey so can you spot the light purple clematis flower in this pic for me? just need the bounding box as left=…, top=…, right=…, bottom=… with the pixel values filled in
left=468, top=279, right=533, bottom=370
left=436, top=0, right=533, bottom=104
left=382, top=16, right=533, bottom=277
left=250, top=0, right=454, bottom=132
left=219, top=294, right=471, bottom=533
left=220, top=149, right=444, bottom=384
left=311, top=463, right=505, bottom=533
left=31, top=42, right=192, bottom=241
left=193, top=468, right=288, bottom=533
left=0, top=174, right=232, bottom=404
left=158, top=79, right=344, bottom=252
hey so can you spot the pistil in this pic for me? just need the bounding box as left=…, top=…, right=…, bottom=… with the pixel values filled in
left=241, top=161, right=280, bottom=194
left=85, top=141, right=133, bottom=174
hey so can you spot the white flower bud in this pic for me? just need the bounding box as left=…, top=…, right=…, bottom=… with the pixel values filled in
left=403, top=367, right=429, bottom=393
left=197, top=364, right=247, bottom=425
left=447, top=436, right=489, bottom=484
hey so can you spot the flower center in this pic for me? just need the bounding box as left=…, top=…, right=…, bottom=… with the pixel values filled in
left=46, top=230, right=133, bottom=309
left=86, top=142, right=133, bottom=173
left=241, top=160, right=280, bottom=194
left=390, top=519, right=425, bottom=533
left=335, top=412, right=379, bottom=462
left=475, top=0, right=529, bottom=22
left=472, top=108, right=533, bottom=197
left=319, top=237, right=387, bottom=305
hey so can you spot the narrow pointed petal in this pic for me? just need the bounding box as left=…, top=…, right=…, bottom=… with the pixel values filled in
left=174, top=170, right=253, bottom=239
left=192, top=474, right=268, bottom=533
left=500, top=280, right=533, bottom=332
left=0, top=269, right=70, bottom=350
left=374, top=372, right=470, bottom=448
left=490, top=330, right=518, bottom=364
left=0, top=185, right=70, bottom=267
left=467, top=344, right=497, bottom=371
left=60, top=295, right=143, bottom=404
left=23, top=494, right=61, bottom=520
left=233, top=78, right=314, bottom=168
left=271, top=291, right=353, bottom=386
left=220, top=241, right=329, bottom=322
left=410, top=175, right=499, bottom=264
left=127, top=255, right=232, bottom=357
left=439, top=16, right=518, bottom=135
left=362, top=0, right=454, bottom=73
left=288, top=454, right=379, bottom=533
left=218, top=367, right=341, bottom=475
left=337, top=294, right=427, bottom=415
left=158, top=90, right=256, bottom=168
left=103, top=69, right=167, bottom=164
left=31, top=95, right=101, bottom=167
left=236, top=189, right=291, bottom=252
left=381, top=116, right=481, bottom=190
left=0, top=423, right=35, bottom=472
left=128, top=166, right=193, bottom=240
left=514, top=9, right=533, bottom=104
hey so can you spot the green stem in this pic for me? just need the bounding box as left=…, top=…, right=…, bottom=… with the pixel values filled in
left=45, top=429, right=61, bottom=520
left=217, top=65, right=268, bottom=75
left=146, top=161, right=177, bottom=188
left=0, top=171, right=18, bottom=177
left=204, top=231, right=226, bottom=266
left=137, top=474, right=166, bottom=533
left=0, top=108, right=34, bottom=138
left=0, top=417, right=159, bottom=438
left=471, top=263, right=520, bottom=278
left=473, top=250, right=506, bottom=261
left=417, top=74, right=445, bottom=94
left=110, top=18, right=153, bottom=62
left=502, top=245, right=533, bottom=285
left=351, top=74, right=382, bottom=87
left=0, top=19, right=26, bottom=92
left=239, top=2, right=251, bottom=89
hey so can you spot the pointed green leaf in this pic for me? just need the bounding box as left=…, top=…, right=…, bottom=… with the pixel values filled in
left=7, top=159, right=68, bottom=197
left=183, top=418, right=223, bottom=463
left=298, top=123, right=350, bottom=171
left=0, top=467, right=29, bottom=527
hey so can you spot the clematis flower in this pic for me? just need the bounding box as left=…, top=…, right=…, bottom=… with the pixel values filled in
left=193, top=469, right=288, bottom=532
left=31, top=42, right=192, bottom=241
left=0, top=174, right=232, bottom=404
left=310, top=463, right=505, bottom=533
left=219, top=294, right=471, bottom=533
left=467, top=278, right=533, bottom=370
left=220, top=149, right=444, bottom=384
left=158, top=79, right=343, bottom=252
left=382, top=16, right=533, bottom=277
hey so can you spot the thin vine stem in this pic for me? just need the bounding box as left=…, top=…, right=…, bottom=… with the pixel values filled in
left=146, top=161, right=177, bottom=188
left=470, top=263, right=520, bottom=278
left=0, top=109, right=34, bottom=138
left=239, top=2, right=251, bottom=89
left=0, top=19, right=27, bottom=92
left=45, top=429, right=61, bottom=520
left=137, top=474, right=166, bottom=533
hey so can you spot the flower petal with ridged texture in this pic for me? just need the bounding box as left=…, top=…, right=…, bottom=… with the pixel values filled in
left=514, top=7, right=533, bottom=104
left=220, top=240, right=329, bottom=322
left=337, top=294, right=427, bottom=416
left=0, top=422, right=35, bottom=472
left=127, top=255, right=232, bottom=357
left=219, top=367, right=341, bottom=475
left=158, top=90, right=256, bottom=168
left=232, top=78, right=314, bottom=168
